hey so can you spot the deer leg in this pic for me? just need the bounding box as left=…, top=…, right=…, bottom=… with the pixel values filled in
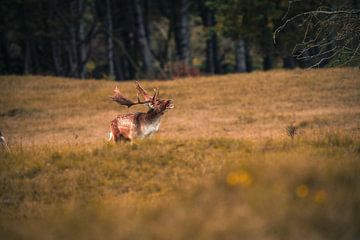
left=120, top=135, right=132, bottom=144
left=114, top=134, right=122, bottom=143
left=110, top=121, right=123, bottom=143
left=108, top=132, right=113, bottom=142
left=112, top=132, right=132, bottom=144
left=109, top=130, right=123, bottom=143
left=116, top=133, right=132, bottom=144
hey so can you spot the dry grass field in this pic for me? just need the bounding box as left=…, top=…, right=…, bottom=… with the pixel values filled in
left=0, top=68, right=360, bottom=239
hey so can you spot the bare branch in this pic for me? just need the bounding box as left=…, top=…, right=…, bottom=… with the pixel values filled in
left=275, top=2, right=360, bottom=67
left=274, top=9, right=360, bottom=44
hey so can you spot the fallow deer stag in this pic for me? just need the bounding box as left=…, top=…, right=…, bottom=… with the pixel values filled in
left=108, top=82, right=174, bottom=143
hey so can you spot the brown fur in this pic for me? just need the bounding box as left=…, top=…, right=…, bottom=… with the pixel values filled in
left=110, top=96, right=173, bottom=142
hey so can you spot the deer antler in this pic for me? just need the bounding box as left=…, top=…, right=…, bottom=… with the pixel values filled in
left=110, top=86, right=151, bottom=108
left=135, top=81, right=153, bottom=102
left=135, top=82, right=162, bottom=109
left=148, top=87, right=160, bottom=107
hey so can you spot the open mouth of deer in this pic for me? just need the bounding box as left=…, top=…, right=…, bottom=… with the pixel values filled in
left=166, top=100, right=174, bottom=109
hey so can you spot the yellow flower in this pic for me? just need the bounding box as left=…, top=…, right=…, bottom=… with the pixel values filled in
left=227, top=172, right=240, bottom=186
left=314, top=190, right=327, bottom=204
left=296, top=184, right=309, bottom=198
left=226, top=170, right=252, bottom=187
left=238, top=170, right=253, bottom=187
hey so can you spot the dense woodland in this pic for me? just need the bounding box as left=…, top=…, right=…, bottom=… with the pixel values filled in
left=0, top=0, right=359, bottom=80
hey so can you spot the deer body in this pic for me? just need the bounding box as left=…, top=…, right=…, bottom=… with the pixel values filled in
left=110, top=111, right=163, bottom=141
left=108, top=82, right=173, bottom=143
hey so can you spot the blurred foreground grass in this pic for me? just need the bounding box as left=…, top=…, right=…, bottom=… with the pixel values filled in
left=1, top=132, right=359, bottom=240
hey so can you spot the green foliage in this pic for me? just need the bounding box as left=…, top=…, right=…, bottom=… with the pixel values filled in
left=209, top=0, right=285, bottom=39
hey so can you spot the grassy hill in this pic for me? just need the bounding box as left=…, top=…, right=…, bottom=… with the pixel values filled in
left=0, top=68, right=360, bottom=239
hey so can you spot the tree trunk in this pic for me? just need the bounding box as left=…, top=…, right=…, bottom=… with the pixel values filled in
left=0, top=35, right=10, bottom=74
left=22, top=1, right=33, bottom=75
left=24, top=39, right=32, bottom=74
left=160, top=19, right=173, bottom=70
left=121, top=29, right=136, bottom=80
left=235, top=38, right=246, bottom=73
left=51, top=39, right=63, bottom=75
left=205, top=37, right=215, bottom=74
left=174, top=0, right=190, bottom=65
left=114, top=50, right=125, bottom=80
left=245, top=39, right=253, bottom=72
left=31, top=41, right=40, bottom=74
left=282, top=56, right=296, bottom=69
left=113, top=34, right=125, bottom=81
left=106, top=0, right=115, bottom=79
left=201, top=6, right=220, bottom=74
left=77, top=0, right=86, bottom=78
left=69, top=14, right=79, bottom=77
left=67, top=42, right=76, bottom=77
left=143, top=0, right=151, bottom=43
left=260, top=15, right=274, bottom=71
left=49, top=1, right=63, bottom=76
left=131, top=0, right=154, bottom=79
left=263, top=55, right=273, bottom=71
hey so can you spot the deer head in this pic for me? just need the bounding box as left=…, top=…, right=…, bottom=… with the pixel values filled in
left=110, top=82, right=174, bottom=114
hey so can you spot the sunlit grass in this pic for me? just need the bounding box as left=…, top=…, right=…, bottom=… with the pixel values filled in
left=0, top=69, right=360, bottom=239
left=1, top=68, right=359, bottom=145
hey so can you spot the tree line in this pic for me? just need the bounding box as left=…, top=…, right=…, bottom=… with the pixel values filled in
left=0, top=0, right=358, bottom=80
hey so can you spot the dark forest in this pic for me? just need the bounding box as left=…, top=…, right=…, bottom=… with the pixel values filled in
left=0, top=0, right=359, bottom=80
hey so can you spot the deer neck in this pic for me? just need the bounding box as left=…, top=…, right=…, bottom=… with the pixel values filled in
left=136, top=109, right=163, bottom=137
left=145, top=109, right=164, bottom=123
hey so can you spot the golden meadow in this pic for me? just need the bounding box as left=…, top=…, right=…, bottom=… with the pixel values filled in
left=0, top=68, right=360, bottom=239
